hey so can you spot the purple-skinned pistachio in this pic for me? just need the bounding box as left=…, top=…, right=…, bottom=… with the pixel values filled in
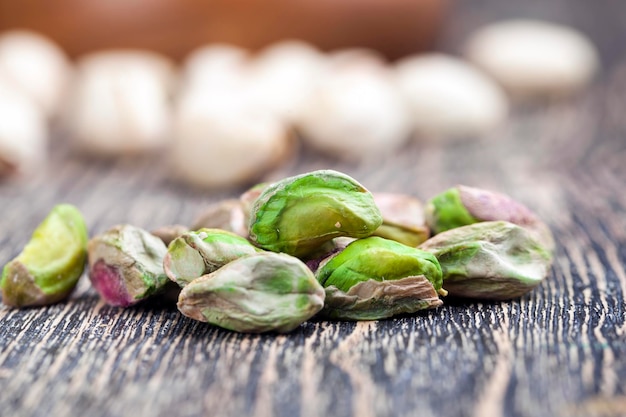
left=88, top=224, right=169, bottom=307
left=425, top=185, right=554, bottom=251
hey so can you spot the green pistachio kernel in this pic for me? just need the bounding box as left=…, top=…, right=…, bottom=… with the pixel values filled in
left=164, top=228, right=261, bottom=288
left=177, top=252, right=325, bottom=333
left=316, top=236, right=444, bottom=320
left=249, top=170, right=383, bottom=257
left=1, top=204, right=88, bottom=307
left=419, top=221, right=553, bottom=300
left=88, top=224, right=169, bottom=307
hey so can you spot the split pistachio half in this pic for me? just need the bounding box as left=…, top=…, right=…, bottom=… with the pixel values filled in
left=419, top=221, right=552, bottom=300
left=177, top=252, right=325, bottom=333
left=249, top=170, right=383, bottom=257
left=1, top=204, right=88, bottom=307
left=164, top=228, right=261, bottom=288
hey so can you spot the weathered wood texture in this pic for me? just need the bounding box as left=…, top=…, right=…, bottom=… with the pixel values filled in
left=1, top=1, right=626, bottom=417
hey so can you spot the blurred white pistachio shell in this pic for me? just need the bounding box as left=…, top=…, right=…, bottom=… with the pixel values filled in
left=395, top=53, right=508, bottom=138
left=0, top=30, right=71, bottom=117
left=171, top=87, right=292, bottom=189
left=464, top=19, right=599, bottom=97
left=0, top=77, right=47, bottom=176
left=297, top=63, right=410, bottom=161
left=63, top=50, right=175, bottom=155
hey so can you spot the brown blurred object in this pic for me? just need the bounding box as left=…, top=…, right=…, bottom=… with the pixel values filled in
left=0, top=0, right=447, bottom=61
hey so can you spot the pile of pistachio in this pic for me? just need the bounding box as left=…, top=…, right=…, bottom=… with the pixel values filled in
left=1, top=170, right=554, bottom=333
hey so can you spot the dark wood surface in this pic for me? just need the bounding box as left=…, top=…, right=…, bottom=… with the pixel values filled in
left=2, top=1, right=626, bottom=416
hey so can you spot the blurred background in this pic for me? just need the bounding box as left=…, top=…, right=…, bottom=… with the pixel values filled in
left=0, top=0, right=623, bottom=198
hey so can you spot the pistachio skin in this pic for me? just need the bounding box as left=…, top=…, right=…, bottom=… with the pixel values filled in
left=88, top=225, right=169, bottom=307
left=1, top=204, right=88, bottom=307
left=249, top=170, right=383, bottom=257
left=191, top=199, right=247, bottom=237
left=177, top=252, right=325, bottom=333
left=315, top=236, right=444, bottom=320
left=163, top=228, right=262, bottom=288
left=372, top=192, right=430, bottom=246
left=419, top=221, right=553, bottom=300
left=425, top=185, right=555, bottom=251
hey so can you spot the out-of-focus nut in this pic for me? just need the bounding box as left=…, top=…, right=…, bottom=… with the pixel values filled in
left=0, top=30, right=71, bottom=117
left=0, top=78, right=47, bottom=176
left=395, top=53, right=508, bottom=138
left=248, top=40, right=327, bottom=123
left=464, top=20, right=599, bottom=97
left=63, top=50, right=175, bottom=155
left=296, top=63, right=410, bottom=161
left=171, top=88, right=293, bottom=189
left=181, top=43, right=250, bottom=94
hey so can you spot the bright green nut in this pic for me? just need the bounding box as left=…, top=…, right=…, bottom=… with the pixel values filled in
left=419, top=221, right=553, bottom=300
left=1, top=204, right=88, bottom=307
left=163, top=228, right=262, bottom=288
left=177, top=252, right=326, bottom=333
left=88, top=225, right=170, bottom=307
left=249, top=170, right=383, bottom=257
left=316, top=236, right=444, bottom=320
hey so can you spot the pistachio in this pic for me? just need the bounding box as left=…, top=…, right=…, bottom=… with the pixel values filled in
left=419, top=221, right=553, bottom=300
left=249, top=170, right=383, bottom=257
left=316, top=236, right=444, bottom=320
left=425, top=185, right=554, bottom=251
left=192, top=199, right=248, bottom=238
left=372, top=192, right=430, bottom=246
left=1, top=204, right=88, bottom=307
left=177, top=252, right=325, bottom=333
left=88, top=225, right=169, bottom=307
left=164, top=228, right=261, bottom=288
left=150, top=224, right=190, bottom=246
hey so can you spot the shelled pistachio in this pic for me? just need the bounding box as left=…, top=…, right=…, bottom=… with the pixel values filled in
left=88, top=224, right=170, bottom=307
left=177, top=252, right=325, bottom=333
left=419, top=221, right=552, bottom=300
left=372, top=192, right=430, bottom=246
left=316, top=236, right=444, bottom=320
left=1, top=204, right=88, bottom=307
left=164, top=228, right=261, bottom=288
left=150, top=224, right=190, bottom=246
left=425, top=185, right=554, bottom=251
left=249, top=170, right=383, bottom=257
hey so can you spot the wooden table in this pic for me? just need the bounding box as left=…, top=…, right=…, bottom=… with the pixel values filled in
left=2, top=1, right=625, bottom=416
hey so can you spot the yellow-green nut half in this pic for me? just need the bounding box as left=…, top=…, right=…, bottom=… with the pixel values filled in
left=424, top=185, right=554, bottom=251
left=316, top=236, right=444, bottom=320
left=1, top=204, right=88, bottom=307
left=163, top=228, right=261, bottom=288
left=419, top=221, right=553, bottom=300
left=249, top=170, right=383, bottom=257
left=88, top=225, right=169, bottom=307
left=177, top=252, right=325, bottom=333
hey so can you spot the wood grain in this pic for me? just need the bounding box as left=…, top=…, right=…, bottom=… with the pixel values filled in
left=1, top=1, right=626, bottom=417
